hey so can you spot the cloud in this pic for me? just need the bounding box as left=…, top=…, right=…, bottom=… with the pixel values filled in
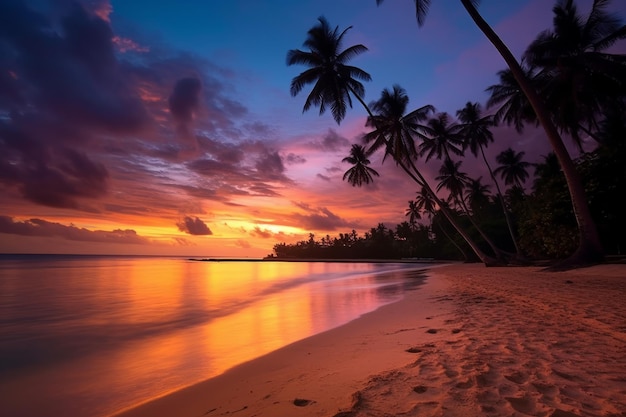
left=285, top=153, right=307, bottom=165
left=291, top=202, right=357, bottom=231
left=169, top=77, right=202, bottom=125
left=0, top=1, right=146, bottom=208
left=235, top=239, right=251, bottom=248
left=316, top=173, right=331, bottom=181
left=0, top=216, right=150, bottom=244
left=255, top=150, right=286, bottom=180
left=249, top=226, right=292, bottom=241
left=308, top=129, right=351, bottom=151
left=177, top=216, right=213, bottom=235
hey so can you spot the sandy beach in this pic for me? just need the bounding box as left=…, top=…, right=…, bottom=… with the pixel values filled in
left=115, top=263, right=626, bottom=417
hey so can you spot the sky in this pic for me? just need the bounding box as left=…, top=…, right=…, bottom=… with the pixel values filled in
left=1, top=0, right=625, bottom=257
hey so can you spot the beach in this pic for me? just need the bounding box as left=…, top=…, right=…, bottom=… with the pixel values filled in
left=115, top=263, right=626, bottom=417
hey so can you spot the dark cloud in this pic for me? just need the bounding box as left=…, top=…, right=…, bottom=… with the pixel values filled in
left=169, top=77, right=202, bottom=125
left=249, top=226, right=291, bottom=241
left=235, top=239, right=251, bottom=248
left=250, top=226, right=273, bottom=239
left=285, top=153, right=307, bottom=165
left=0, top=0, right=145, bottom=208
left=177, top=216, right=212, bottom=235
left=255, top=151, right=285, bottom=180
left=308, top=129, right=350, bottom=151
left=316, top=173, right=331, bottom=182
left=291, top=202, right=356, bottom=231
left=0, top=216, right=150, bottom=244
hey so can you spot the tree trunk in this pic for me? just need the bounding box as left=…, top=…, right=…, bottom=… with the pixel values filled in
left=480, top=144, right=524, bottom=257
left=460, top=0, right=604, bottom=267
left=402, top=158, right=501, bottom=265
left=349, top=85, right=501, bottom=265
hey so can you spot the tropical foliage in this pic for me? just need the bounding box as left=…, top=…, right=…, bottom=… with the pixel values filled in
left=283, top=1, right=626, bottom=266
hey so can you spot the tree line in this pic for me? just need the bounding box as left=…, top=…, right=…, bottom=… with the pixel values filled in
left=280, top=0, right=625, bottom=267
left=268, top=139, right=626, bottom=261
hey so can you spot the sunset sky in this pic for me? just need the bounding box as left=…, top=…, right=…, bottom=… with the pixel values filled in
left=1, top=0, right=625, bottom=257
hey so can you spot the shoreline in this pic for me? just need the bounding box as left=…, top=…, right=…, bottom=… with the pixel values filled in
left=112, top=264, right=453, bottom=417
left=114, top=263, right=626, bottom=417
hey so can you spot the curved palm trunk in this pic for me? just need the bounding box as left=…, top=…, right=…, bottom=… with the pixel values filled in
left=348, top=86, right=500, bottom=266
left=402, top=157, right=500, bottom=265
left=479, top=144, right=524, bottom=257
left=460, top=0, right=604, bottom=266
left=432, top=216, right=471, bottom=262
left=452, top=191, right=512, bottom=261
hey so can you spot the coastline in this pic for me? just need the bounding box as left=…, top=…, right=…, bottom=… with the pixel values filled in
left=113, top=263, right=626, bottom=417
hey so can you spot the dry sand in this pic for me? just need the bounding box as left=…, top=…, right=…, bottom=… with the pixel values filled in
left=115, top=263, right=626, bottom=417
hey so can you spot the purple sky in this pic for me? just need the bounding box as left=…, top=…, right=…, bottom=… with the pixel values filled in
left=0, top=0, right=625, bottom=256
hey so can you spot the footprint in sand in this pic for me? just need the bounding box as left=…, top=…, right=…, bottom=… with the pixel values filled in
left=293, top=398, right=314, bottom=407
left=413, top=385, right=428, bottom=393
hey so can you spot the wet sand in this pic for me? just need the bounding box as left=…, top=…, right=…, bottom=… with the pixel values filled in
left=115, top=263, right=626, bottom=417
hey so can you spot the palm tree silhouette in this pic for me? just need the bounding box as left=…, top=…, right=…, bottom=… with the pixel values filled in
left=494, top=148, right=532, bottom=190
left=457, top=101, right=524, bottom=257
left=486, top=65, right=541, bottom=133
left=420, top=113, right=464, bottom=162
left=364, top=86, right=498, bottom=264
left=287, top=16, right=373, bottom=124
left=363, top=84, right=434, bottom=164
left=437, top=158, right=507, bottom=260
left=464, top=177, right=492, bottom=215
left=405, top=200, right=421, bottom=230
left=524, top=0, right=626, bottom=147
left=415, top=186, right=471, bottom=261
left=342, top=144, right=380, bottom=186
left=376, top=0, right=604, bottom=265
left=288, top=20, right=498, bottom=264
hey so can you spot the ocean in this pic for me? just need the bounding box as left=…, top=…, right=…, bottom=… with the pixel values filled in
left=0, top=255, right=433, bottom=417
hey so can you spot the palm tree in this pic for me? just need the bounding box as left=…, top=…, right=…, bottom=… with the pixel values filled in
left=486, top=66, right=542, bottom=133
left=415, top=186, right=472, bottom=261
left=494, top=148, right=532, bottom=189
left=465, top=177, right=492, bottom=215
left=405, top=200, right=421, bottom=230
left=376, top=0, right=604, bottom=265
left=437, top=158, right=507, bottom=260
left=436, top=158, right=471, bottom=208
left=363, top=86, right=499, bottom=265
left=457, top=101, right=524, bottom=256
left=288, top=22, right=499, bottom=265
left=287, top=16, right=373, bottom=124
left=523, top=0, right=626, bottom=146
left=363, top=84, right=434, bottom=164
left=342, top=144, right=380, bottom=186
left=420, top=113, right=464, bottom=162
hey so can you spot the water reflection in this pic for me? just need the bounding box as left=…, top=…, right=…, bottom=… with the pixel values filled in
left=0, top=257, right=428, bottom=417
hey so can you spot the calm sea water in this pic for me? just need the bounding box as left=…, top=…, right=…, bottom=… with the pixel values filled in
left=0, top=255, right=432, bottom=417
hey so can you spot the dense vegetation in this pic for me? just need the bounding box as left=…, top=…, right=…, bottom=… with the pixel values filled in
left=268, top=141, right=626, bottom=261
left=277, top=0, right=626, bottom=265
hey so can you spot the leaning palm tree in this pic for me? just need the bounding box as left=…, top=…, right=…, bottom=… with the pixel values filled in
left=464, top=177, right=492, bottom=215
left=363, top=86, right=499, bottom=264
left=523, top=0, right=626, bottom=147
left=420, top=113, right=464, bottom=162
left=376, top=0, right=604, bottom=265
left=288, top=21, right=499, bottom=265
left=494, top=148, right=532, bottom=190
left=405, top=200, right=421, bottom=230
left=486, top=66, right=542, bottom=133
left=342, top=144, right=379, bottom=186
left=416, top=186, right=472, bottom=261
left=436, top=158, right=507, bottom=260
left=457, top=101, right=524, bottom=256
left=363, top=84, right=434, bottom=164
left=287, top=16, right=373, bottom=124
